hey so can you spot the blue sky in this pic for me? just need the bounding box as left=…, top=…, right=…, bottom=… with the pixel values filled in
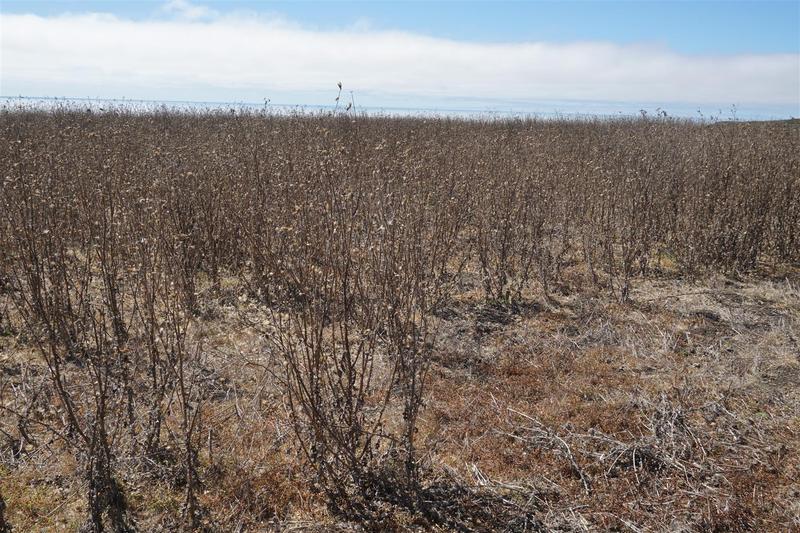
left=2, top=1, right=799, bottom=118
left=4, top=1, right=799, bottom=55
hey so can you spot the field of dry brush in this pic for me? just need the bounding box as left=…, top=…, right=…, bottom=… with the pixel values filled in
left=0, top=108, right=798, bottom=531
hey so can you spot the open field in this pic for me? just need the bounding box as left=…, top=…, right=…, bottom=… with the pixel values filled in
left=1, top=109, right=798, bottom=532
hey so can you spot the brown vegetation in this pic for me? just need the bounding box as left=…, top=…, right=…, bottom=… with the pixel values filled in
left=0, top=107, right=798, bottom=531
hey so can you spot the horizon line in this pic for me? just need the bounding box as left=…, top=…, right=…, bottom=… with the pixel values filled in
left=3, top=95, right=795, bottom=122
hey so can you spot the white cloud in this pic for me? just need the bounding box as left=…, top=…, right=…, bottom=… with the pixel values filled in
left=160, top=0, right=218, bottom=21
left=1, top=8, right=798, bottom=112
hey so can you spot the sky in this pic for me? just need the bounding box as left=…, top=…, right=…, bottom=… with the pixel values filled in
left=1, top=1, right=799, bottom=118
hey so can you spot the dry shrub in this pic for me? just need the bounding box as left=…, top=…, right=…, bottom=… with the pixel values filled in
left=0, top=105, right=797, bottom=529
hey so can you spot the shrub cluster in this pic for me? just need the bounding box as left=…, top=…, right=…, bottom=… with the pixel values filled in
left=1, top=107, right=797, bottom=529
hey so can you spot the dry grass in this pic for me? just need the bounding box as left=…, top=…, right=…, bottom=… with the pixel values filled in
left=0, top=107, right=798, bottom=531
